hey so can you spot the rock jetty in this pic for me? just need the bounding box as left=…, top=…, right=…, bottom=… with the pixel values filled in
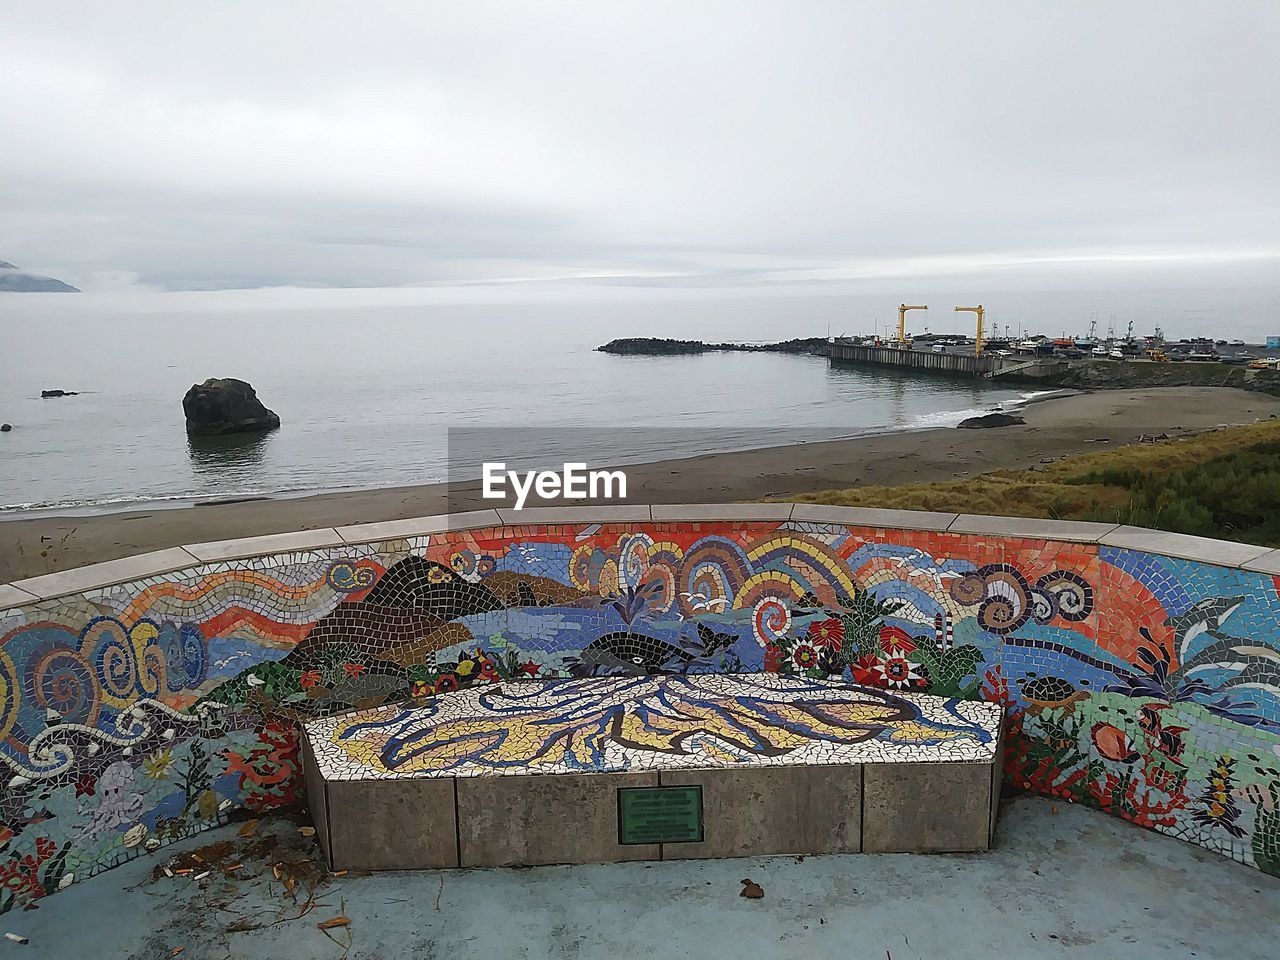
left=596, top=337, right=827, bottom=356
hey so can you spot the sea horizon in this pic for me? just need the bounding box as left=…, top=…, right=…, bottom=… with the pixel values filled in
left=3, top=281, right=1277, bottom=515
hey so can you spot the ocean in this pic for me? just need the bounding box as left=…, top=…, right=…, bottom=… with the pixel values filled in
left=2, top=282, right=1277, bottom=514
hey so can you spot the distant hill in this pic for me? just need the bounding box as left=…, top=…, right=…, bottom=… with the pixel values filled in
left=0, top=261, right=79, bottom=292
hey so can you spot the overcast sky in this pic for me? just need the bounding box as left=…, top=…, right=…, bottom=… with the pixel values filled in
left=1, top=1, right=1277, bottom=292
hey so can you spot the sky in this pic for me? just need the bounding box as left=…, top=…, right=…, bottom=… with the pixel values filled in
left=1, top=1, right=1277, bottom=293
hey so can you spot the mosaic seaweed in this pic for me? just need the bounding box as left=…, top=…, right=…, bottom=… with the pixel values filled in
left=1, top=518, right=1279, bottom=911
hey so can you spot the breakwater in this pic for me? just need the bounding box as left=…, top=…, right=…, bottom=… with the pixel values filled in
left=597, top=336, right=828, bottom=355
left=829, top=341, right=998, bottom=376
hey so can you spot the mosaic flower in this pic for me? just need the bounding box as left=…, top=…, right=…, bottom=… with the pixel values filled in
left=878, top=625, right=918, bottom=654
left=142, top=749, right=175, bottom=780
left=434, top=674, right=460, bottom=693
left=342, top=662, right=366, bottom=679
left=808, top=618, right=845, bottom=651
left=299, top=670, right=322, bottom=690
left=792, top=644, right=819, bottom=671
left=876, top=649, right=926, bottom=690
left=851, top=654, right=884, bottom=687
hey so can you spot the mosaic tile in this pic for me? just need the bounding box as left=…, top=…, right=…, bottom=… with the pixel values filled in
left=0, top=518, right=1278, bottom=913
left=303, top=675, right=1000, bottom=781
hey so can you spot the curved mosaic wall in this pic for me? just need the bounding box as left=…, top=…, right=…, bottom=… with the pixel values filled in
left=1, top=507, right=1279, bottom=911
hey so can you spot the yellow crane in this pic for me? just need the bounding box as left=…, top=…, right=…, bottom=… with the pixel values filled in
left=897, top=304, right=928, bottom=346
left=954, top=305, right=985, bottom=356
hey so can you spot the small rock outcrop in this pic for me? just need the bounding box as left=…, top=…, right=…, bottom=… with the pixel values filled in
left=0, top=423, right=12, bottom=433
left=41, top=389, right=79, bottom=398
left=182, top=378, right=281, bottom=436
left=957, top=412, right=1026, bottom=429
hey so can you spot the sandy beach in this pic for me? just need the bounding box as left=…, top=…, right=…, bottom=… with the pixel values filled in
left=4, top=386, right=1279, bottom=583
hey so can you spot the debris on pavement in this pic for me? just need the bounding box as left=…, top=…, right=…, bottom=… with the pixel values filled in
left=739, top=878, right=765, bottom=899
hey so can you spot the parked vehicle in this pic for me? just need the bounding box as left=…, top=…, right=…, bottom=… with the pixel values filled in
left=1109, top=348, right=1125, bottom=360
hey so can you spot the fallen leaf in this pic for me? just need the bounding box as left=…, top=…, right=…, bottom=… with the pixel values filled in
left=237, top=820, right=260, bottom=838
left=298, top=826, right=316, bottom=837
left=171, top=949, right=185, bottom=957
left=225, top=920, right=260, bottom=933
left=318, top=917, right=351, bottom=930
left=740, top=879, right=764, bottom=899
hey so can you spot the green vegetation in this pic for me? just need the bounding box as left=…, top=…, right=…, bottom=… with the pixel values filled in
left=788, top=420, right=1280, bottom=546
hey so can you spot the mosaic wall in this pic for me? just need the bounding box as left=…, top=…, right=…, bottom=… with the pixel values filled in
left=1, top=519, right=1279, bottom=911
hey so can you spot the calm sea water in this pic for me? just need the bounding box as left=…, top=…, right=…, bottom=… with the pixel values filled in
left=2, top=283, right=1277, bottom=514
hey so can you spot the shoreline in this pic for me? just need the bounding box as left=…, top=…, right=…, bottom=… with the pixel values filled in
left=3, top=386, right=1278, bottom=582
left=0, top=388, right=1072, bottom=520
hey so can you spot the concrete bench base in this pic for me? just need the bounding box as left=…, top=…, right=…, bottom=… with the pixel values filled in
left=300, top=675, right=1004, bottom=870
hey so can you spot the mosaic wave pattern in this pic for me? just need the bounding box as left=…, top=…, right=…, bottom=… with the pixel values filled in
left=305, top=674, right=1001, bottom=780
left=1, top=519, right=1279, bottom=911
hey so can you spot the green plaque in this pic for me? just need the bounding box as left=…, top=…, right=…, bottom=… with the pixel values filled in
left=617, top=785, right=703, bottom=844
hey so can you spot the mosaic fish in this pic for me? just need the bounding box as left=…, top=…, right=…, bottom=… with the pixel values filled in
left=1090, top=722, right=1139, bottom=764
left=566, top=624, right=736, bottom=677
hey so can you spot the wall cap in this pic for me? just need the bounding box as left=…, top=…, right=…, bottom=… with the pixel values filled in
left=790, top=503, right=958, bottom=532
left=0, top=583, right=40, bottom=612
left=1237, top=548, right=1280, bottom=575
left=4, top=506, right=1279, bottom=604
left=494, top=505, right=652, bottom=525
left=184, top=528, right=346, bottom=563
left=10, top=547, right=200, bottom=601
left=1099, top=525, right=1272, bottom=569
left=651, top=503, right=795, bottom=522
left=948, top=515, right=1120, bottom=543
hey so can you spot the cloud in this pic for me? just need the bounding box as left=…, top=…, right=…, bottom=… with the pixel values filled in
left=0, top=1, right=1277, bottom=291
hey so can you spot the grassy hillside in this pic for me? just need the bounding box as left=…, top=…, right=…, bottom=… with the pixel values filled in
left=787, top=419, right=1280, bottom=546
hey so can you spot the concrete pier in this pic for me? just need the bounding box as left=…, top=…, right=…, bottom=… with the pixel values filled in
left=827, top=341, right=1067, bottom=379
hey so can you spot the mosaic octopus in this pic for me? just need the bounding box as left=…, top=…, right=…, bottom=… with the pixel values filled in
left=78, top=761, right=145, bottom=840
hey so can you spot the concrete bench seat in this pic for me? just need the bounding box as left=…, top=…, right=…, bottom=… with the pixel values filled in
left=300, top=674, right=1004, bottom=870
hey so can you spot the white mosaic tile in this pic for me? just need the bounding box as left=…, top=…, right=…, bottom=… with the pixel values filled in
left=303, top=675, right=1002, bottom=782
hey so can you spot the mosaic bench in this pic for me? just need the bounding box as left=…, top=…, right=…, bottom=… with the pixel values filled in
left=300, top=674, right=1005, bottom=870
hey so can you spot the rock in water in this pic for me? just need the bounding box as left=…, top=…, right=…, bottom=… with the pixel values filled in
left=40, top=389, right=79, bottom=398
left=956, top=412, right=1026, bottom=429
left=182, top=378, right=281, bottom=436
left=0, top=423, right=11, bottom=432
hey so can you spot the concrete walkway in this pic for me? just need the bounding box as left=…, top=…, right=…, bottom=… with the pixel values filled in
left=8, top=796, right=1278, bottom=959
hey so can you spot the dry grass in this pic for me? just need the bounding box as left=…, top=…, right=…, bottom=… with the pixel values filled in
left=784, top=419, right=1280, bottom=524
